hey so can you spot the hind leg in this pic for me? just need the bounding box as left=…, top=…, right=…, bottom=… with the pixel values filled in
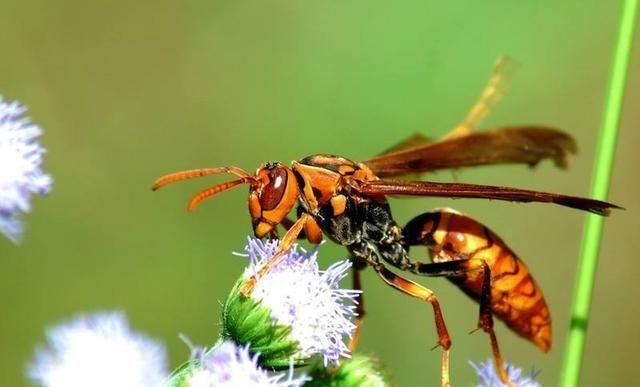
left=475, top=260, right=513, bottom=387
left=367, top=260, right=452, bottom=387
left=399, top=256, right=514, bottom=387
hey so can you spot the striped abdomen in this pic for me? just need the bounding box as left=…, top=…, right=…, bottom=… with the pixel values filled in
left=405, top=209, right=552, bottom=351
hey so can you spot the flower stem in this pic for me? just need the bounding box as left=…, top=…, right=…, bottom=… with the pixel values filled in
left=560, top=1, right=638, bottom=386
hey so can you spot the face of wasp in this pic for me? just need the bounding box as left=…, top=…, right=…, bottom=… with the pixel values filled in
left=248, top=162, right=299, bottom=237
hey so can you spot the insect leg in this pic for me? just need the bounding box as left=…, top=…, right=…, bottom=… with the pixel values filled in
left=475, top=260, right=514, bottom=387
left=422, top=258, right=515, bottom=386
left=279, top=217, right=303, bottom=239
left=370, top=261, right=452, bottom=387
left=280, top=215, right=323, bottom=244
left=395, top=255, right=514, bottom=386
left=240, top=212, right=312, bottom=297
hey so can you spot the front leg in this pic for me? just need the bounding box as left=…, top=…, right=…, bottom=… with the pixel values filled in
left=279, top=214, right=324, bottom=244
left=241, top=212, right=317, bottom=297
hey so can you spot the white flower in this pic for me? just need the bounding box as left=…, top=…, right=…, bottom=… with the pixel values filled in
left=28, top=312, right=168, bottom=387
left=240, top=238, right=360, bottom=365
left=470, top=359, right=541, bottom=387
left=0, top=96, right=51, bottom=243
left=184, top=341, right=307, bottom=387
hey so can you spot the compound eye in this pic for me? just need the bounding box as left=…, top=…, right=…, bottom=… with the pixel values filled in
left=259, top=167, right=289, bottom=211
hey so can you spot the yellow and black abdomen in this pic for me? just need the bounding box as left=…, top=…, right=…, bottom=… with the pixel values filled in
left=403, top=209, right=552, bottom=352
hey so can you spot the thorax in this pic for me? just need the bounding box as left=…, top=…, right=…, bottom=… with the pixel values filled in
left=292, top=154, right=401, bottom=250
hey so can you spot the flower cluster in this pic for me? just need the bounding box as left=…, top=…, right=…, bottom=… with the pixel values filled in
left=28, top=239, right=391, bottom=387
left=26, top=236, right=544, bottom=386
left=470, top=359, right=541, bottom=387
left=226, top=238, right=360, bottom=366
left=0, top=96, right=51, bottom=243
left=168, top=340, right=308, bottom=387
left=28, top=312, right=168, bottom=387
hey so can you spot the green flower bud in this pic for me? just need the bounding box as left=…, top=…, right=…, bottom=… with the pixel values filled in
left=222, top=277, right=301, bottom=369
left=304, top=354, right=392, bottom=387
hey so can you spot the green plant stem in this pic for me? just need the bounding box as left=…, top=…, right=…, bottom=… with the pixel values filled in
left=560, top=1, right=638, bottom=386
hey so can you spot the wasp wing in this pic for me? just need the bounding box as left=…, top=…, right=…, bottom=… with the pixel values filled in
left=359, top=179, right=619, bottom=216
left=378, top=132, right=435, bottom=156
left=363, top=126, right=577, bottom=178
left=376, top=57, right=513, bottom=158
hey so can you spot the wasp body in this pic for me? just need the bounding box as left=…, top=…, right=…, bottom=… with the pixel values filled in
left=153, top=60, right=619, bottom=386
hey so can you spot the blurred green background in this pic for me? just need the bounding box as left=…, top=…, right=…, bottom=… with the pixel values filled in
left=1, top=1, right=638, bottom=386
